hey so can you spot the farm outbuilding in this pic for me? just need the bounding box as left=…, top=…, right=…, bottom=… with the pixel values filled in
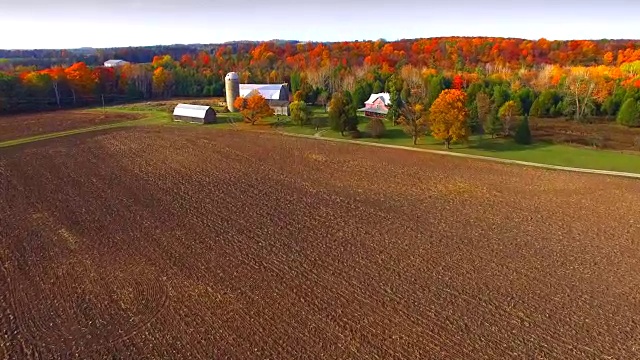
left=238, top=83, right=290, bottom=115
left=269, top=100, right=290, bottom=116
left=172, top=104, right=216, bottom=124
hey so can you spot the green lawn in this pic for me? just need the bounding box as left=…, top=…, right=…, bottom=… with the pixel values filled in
left=275, top=108, right=640, bottom=174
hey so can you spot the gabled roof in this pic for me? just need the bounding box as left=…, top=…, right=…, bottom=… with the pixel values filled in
left=173, top=104, right=212, bottom=118
left=239, top=84, right=286, bottom=100
left=364, top=92, right=391, bottom=106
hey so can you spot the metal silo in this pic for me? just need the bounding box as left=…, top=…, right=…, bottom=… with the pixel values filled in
left=225, top=72, right=240, bottom=112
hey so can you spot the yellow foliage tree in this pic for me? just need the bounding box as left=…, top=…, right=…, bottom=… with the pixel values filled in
left=398, top=102, right=429, bottom=145
left=498, top=100, right=522, bottom=135
left=429, top=89, right=469, bottom=149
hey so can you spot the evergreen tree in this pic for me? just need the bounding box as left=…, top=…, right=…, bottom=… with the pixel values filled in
left=529, top=98, right=543, bottom=117
left=484, top=108, right=503, bottom=138
left=385, top=75, right=403, bottom=125
left=290, top=72, right=302, bottom=94
left=372, top=80, right=384, bottom=94
left=491, top=85, right=511, bottom=110
left=328, top=91, right=358, bottom=135
left=514, top=115, right=532, bottom=145
left=602, top=86, right=626, bottom=117
left=426, top=75, right=445, bottom=107
left=352, top=81, right=371, bottom=108
left=617, top=99, right=640, bottom=127
left=515, top=87, right=535, bottom=115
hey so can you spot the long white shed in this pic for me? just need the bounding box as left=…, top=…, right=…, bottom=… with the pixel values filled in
left=172, top=104, right=216, bottom=124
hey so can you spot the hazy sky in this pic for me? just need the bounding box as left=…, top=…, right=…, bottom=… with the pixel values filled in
left=1, top=0, right=639, bottom=49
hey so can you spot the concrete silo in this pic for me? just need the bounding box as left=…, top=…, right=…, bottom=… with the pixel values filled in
left=225, top=72, right=240, bottom=112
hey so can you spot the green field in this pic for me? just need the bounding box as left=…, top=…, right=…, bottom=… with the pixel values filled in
left=276, top=106, right=640, bottom=174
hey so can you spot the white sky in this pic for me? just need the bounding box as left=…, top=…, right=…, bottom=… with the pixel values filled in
left=1, top=0, right=639, bottom=49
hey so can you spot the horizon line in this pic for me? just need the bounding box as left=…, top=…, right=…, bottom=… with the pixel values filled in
left=2, top=36, right=639, bottom=51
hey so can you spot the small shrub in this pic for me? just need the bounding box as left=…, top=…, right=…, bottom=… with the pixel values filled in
left=349, top=130, right=362, bottom=139
left=617, top=99, right=640, bottom=127
left=589, top=133, right=606, bottom=149
left=366, top=118, right=386, bottom=138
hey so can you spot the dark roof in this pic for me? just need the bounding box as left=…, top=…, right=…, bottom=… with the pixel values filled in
left=267, top=100, right=290, bottom=106
left=357, top=107, right=388, bottom=114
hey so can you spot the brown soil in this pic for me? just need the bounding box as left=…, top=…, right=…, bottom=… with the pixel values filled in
left=0, top=110, right=143, bottom=142
left=530, top=117, right=640, bottom=151
left=1, top=127, right=640, bottom=359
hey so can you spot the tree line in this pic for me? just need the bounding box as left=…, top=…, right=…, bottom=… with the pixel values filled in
left=1, top=37, right=640, bottom=127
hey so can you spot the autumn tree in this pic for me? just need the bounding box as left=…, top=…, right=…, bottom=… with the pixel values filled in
left=22, top=71, right=52, bottom=100
left=290, top=100, right=311, bottom=126
left=429, top=89, right=469, bottom=149
left=293, top=90, right=304, bottom=102
left=152, top=66, right=173, bottom=98
left=498, top=100, right=521, bottom=136
left=234, top=93, right=274, bottom=125
left=328, top=91, right=358, bottom=136
left=316, top=90, right=329, bottom=110
left=42, top=67, right=65, bottom=108
left=617, top=99, right=640, bottom=127
left=475, top=92, right=491, bottom=131
left=65, top=62, right=95, bottom=104
left=399, top=102, right=428, bottom=145
left=233, top=96, right=246, bottom=114
left=562, top=67, right=608, bottom=121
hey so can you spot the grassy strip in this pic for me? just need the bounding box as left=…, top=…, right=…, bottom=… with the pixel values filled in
left=0, top=112, right=167, bottom=148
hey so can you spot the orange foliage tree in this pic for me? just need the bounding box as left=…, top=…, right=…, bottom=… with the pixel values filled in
left=429, top=89, right=469, bottom=149
left=234, top=92, right=274, bottom=125
left=152, top=67, right=173, bottom=98
left=64, top=62, right=95, bottom=103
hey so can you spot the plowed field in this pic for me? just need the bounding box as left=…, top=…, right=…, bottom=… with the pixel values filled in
left=0, top=110, right=143, bottom=142
left=1, top=126, right=640, bottom=359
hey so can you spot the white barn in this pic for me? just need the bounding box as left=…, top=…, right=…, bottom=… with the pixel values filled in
left=172, top=104, right=216, bottom=124
left=239, top=84, right=290, bottom=115
left=104, top=59, right=130, bottom=67
left=239, top=84, right=289, bottom=101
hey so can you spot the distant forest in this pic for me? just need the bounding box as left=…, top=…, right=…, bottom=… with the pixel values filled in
left=1, top=37, right=640, bottom=126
